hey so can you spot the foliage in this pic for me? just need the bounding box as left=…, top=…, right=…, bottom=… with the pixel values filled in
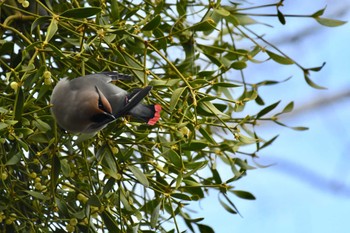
left=0, top=0, right=345, bottom=232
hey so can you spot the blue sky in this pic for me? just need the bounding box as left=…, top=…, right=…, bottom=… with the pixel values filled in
left=184, top=1, right=350, bottom=232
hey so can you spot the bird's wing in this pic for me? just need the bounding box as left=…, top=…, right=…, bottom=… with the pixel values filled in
left=98, top=72, right=133, bottom=81
left=114, top=86, right=152, bottom=118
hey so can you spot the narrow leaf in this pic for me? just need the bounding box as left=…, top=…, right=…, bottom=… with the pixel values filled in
left=6, top=152, right=22, bottom=165
left=88, top=195, right=101, bottom=207
left=231, top=61, right=247, bottom=70
left=232, top=190, right=256, bottom=200
left=189, top=19, right=217, bottom=31
left=304, top=74, right=326, bottom=89
left=315, top=17, right=347, bottom=27
left=142, top=15, right=161, bottom=31
left=14, top=88, right=24, bottom=121
left=151, top=201, right=161, bottom=228
left=256, top=101, right=280, bottom=119
left=169, top=87, right=187, bottom=112
left=199, top=127, right=216, bottom=144
left=199, top=101, right=230, bottom=118
left=281, top=101, right=294, bottom=114
left=274, top=120, right=309, bottom=131
left=218, top=196, right=237, bottom=214
left=266, top=50, right=294, bottom=65
left=129, top=165, right=149, bottom=187
left=311, top=7, right=326, bottom=17
left=197, top=224, right=215, bottom=233
left=277, top=8, right=286, bottom=25
left=45, top=18, right=58, bottom=43
left=214, top=7, right=230, bottom=17
left=0, top=122, right=7, bottom=131
left=101, top=210, right=120, bottom=232
left=31, top=16, right=51, bottom=33
left=171, top=193, right=191, bottom=201
left=25, top=191, right=50, bottom=201
left=149, top=79, right=180, bottom=87
left=308, top=62, right=326, bottom=72
left=60, top=7, right=101, bottom=18
left=259, top=135, right=279, bottom=150
left=102, top=178, right=115, bottom=197
left=51, top=154, right=61, bottom=191
left=164, top=149, right=183, bottom=169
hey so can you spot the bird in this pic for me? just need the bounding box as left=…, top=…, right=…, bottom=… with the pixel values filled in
left=50, top=72, right=161, bottom=134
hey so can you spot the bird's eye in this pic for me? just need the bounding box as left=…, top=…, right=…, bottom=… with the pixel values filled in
left=95, top=86, right=111, bottom=113
left=98, top=98, right=104, bottom=110
left=95, top=86, right=104, bottom=109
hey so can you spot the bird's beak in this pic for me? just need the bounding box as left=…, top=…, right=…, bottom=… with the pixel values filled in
left=102, top=112, right=116, bottom=123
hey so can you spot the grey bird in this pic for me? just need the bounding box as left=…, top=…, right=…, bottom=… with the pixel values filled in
left=50, top=72, right=161, bottom=134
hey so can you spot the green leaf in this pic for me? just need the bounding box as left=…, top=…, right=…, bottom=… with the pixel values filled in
left=182, top=140, right=209, bottom=151
left=198, top=101, right=230, bottom=118
left=101, top=210, right=120, bottom=232
left=6, top=152, right=22, bottom=166
left=31, top=16, right=51, bottom=33
left=88, top=195, right=101, bottom=207
left=189, top=19, right=217, bottom=31
left=60, top=159, right=71, bottom=178
left=311, top=7, right=326, bottom=17
left=60, top=7, right=102, bottom=18
left=44, top=18, right=58, bottom=43
left=218, top=195, right=237, bottom=214
left=291, top=126, right=309, bottom=131
left=277, top=8, right=286, bottom=25
left=274, top=120, right=309, bottom=131
left=197, top=224, right=215, bottom=233
left=211, top=168, right=222, bottom=184
left=150, top=201, right=161, bottom=228
left=232, top=190, right=256, bottom=200
left=308, top=62, right=326, bottom=72
left=169, top=87, right=187, bottom=112
left=149, top=79, right=181, bottom=87
left=256, top=101, right=280, bottom=119
left=259, top=135, right=279, bottom=150
left=142, top=14, right=161, bottom=31
left=25, top=191, right=50, bottom=201
left=184, top=161, right=207, bottom=177
left=214, top=7, right=230, bottom=17
left=304, top=73, right=326, bottom=89
left=213, top=82, right=241, bottom=88
left=102, top=178, right=115, bottom=197
left=221, top=193, right=241, bottom=216
left=314, top=17, right=347, bottom=27
left=14, top=87, right=24, bottom=122
left=0, top=122, right=8, bottom=131
left=234, top=14, right=259, bottom=25
left=51, top=154, right=61, bottom=191
left=237, top=134, right=257, bottom=144
left=110, top=0, right=120, bottom=21
left=198, top=127, right=216, bottom=144
left=281, top=101, right=294, bottom=114
left=171, top=193, right=191, bottom=201
left=164, top=149, right=183, bottom=169
left=34, top=119, right=51, bottom=132
left=266, top=50, right=294, bottom=65
left=230, top=61, right=247, bottom=70
left=129, top=165, right=149, bottom=187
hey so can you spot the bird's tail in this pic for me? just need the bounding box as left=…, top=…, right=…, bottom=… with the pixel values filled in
left=129, top=104, right=162, bottom=125
left=113, top=86, right=161, bottom=125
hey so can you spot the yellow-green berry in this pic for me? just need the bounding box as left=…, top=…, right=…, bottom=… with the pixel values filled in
left=22, top=0, right=29, bottom=8
left=1, top=172, right=8, bottom=180
left=10, top=82, right=19, bottom=92
left=66, top=224, right=75, bottom=232
left=69, top=218, right=78, bottom=226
